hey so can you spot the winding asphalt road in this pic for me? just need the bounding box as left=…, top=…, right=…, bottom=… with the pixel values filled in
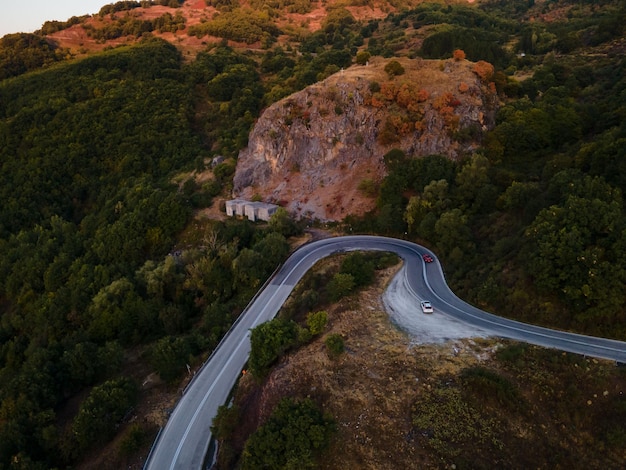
left=144, top=235, right=626, bottom=470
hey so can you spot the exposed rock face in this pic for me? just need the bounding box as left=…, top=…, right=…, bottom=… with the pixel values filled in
left=233, top=56, right=498, bottom=221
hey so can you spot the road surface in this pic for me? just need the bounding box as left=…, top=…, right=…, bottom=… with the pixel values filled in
left=144, top=235, right=626, bottom=470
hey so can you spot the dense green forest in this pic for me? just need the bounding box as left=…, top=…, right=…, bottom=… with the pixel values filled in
left=1, top=0, right=626, bottom=467
left=0, top=37, right=302, bottom=468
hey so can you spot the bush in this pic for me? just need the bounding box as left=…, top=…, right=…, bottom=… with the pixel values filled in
left=358, top=178, right=378, bottom=197
left=211, top=404, right=241, bottom=440
left=70, top=378, right=138, bottom=456
left=306, top=310, right=328, bottom=336
left=149, top=336, right=192, bottom=382
left=384, top=60, right=405, bottom=78
left=495, top=343, right=528, bottom=367
left=325, top=334, right=345, bottom=358
left=248, top=318, right=298, bottom=378
left=356, top=50, right=371, bottom=65
left=460, top=366, right=521, bottom=408
left=327, top=272, right=355, bottom=301
left=242, top=398, right=335, bottom=469
left=453, top=49, right=466, bottom=60
left=118, top=423, right=146, bottom=457
left=340, top=252, right=375, bottom=287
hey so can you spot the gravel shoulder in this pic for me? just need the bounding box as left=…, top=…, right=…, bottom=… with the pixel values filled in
left=382, top=264, right=490, bottom=344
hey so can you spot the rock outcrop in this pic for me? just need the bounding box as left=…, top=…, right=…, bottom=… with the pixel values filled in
left=233, top=56, right=498, bottom=221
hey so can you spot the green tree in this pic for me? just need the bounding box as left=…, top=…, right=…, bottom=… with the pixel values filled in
left=384, top=60, right=405, bottom=78
left=241, top=398, right=335, bottom=469
left=150, top=336, right=192, bottom=382
left=405, top=179, right=450, bottom=234
left=119, top=423, right=147, bottom=457
left=322, top=7, right=356, bottom=33
left=356, top=50, right=371, bottom=65
left=136, top=255, right=183, bottom=302
left=455, top=154, right=493, bottom=213
left=253, top=231, right=290, bottom=275
left=0, top=33, right=66, bottom=80
left=327, top=272, right=355, bottom=301
left=405, top=195, right=431, bottom=234
left=435, top=209, right=475, bottom=261
left=70, top=378, right=138, bottom=457
left=306, top=310, right=328, bottom=336
left=268, top=207, right=300, bottom=237
left=211, top=404, right=241, bottom=440
left=232, top=248, right=265, bottom=291
left=525, top=180, right=624, bottom=315
left=324, top=333, right=345, bottom=358
left=340, top=252, right=375, bottom=287
left=248, top=318, right=298, bottom=378
left=87, top=278, right=150, bottom=344
left=60, top=342, right=106, bottom=393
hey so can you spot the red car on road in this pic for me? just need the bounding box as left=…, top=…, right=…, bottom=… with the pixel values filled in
left=422, top=254, right=434, bottom=263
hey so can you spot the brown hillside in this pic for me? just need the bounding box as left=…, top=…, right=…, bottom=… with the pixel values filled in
left=221, top=260, right=626, bottom=469
left=45, top=0, right=476, bottom=57
left=46, top=0, right=391, bottom=56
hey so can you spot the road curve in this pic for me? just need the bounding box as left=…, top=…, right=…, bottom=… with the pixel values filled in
left=144, top=235, right=626, bottom=470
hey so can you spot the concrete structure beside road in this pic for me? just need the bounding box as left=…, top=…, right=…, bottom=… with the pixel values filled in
left=226, top=199, right=278, bottom=222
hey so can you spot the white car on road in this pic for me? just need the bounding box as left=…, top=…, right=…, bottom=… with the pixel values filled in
left=421, top=300, right=433, bottom=314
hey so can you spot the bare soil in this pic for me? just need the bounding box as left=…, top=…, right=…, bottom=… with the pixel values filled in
left=230, top=261, right=502, bottom=469
left=222, top=260, right=626, bottom=469
left=46, top=0, right=398, bottom=57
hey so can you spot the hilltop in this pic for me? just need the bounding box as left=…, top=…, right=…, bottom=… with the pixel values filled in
left=43, top=0, right=397, bottom=57
left=233, top=54, right=498, bottom=220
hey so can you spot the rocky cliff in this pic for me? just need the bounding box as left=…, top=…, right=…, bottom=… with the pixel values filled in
left=233, top=56, right=499, bottom=221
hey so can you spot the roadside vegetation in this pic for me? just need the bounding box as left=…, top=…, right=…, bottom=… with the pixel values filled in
left=213, top=251, right=398, bottom=468
left=248, top=251, right=398, bottom=379
left=214, top=258, right=626, bottom=469
left=0, top=0, right=625, bottom=467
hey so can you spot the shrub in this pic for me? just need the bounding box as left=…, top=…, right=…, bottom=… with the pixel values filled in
left=358, top=178, right=378, bottom=197
left=241, top=398, right=335, bottom=469
left=384, top=60, right=405, bottom=78
left=495, top=343, right=528, bottom=366
left=150, top=335, right=192, bottom=382
left=461, top=366, right=521, bottom=408
left=327, top=273, right=355, bottom=301
left=340, top=252, right=375, bottom=287
left=325, top=334, right=345, bottom=358
left=356, top=50, right=371, bottom=65
left=211, top=404, right=241, bottom=440
left=453, top=49, right=466, bottom=61
left=248, top=318, right=298, bottom=378
left=472, top=60, right=495, bottom=82
left=118, top=423, right=146, bottom=457
left=306, top=310, right=328, bottom=336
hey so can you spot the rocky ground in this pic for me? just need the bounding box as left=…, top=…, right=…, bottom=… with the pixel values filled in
left=233, top=56, right=498, bottom=221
